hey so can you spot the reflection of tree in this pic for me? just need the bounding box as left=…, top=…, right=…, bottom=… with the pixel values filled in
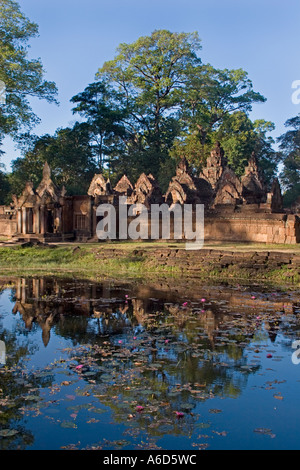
left=0, top=330, right=47, bottom=449
left=1, top=276, right=300, bottom=447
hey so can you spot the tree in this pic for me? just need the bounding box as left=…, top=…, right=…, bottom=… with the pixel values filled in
left=0, top=0, right=58, bottom=146
left=170, top=111, right=278, bottom=186
left=170, top=66, right=268, bottom=174
left=181, top=65, right=266, bottom=141
left=8, top=123, right=97, bottom=198
left=71, top=81, right=127, bottom=172
left=97, top=30, right=202, bottom=177
left=216, top=112, right=278, bottom=184
left=277, top=114, right=300, bottom=206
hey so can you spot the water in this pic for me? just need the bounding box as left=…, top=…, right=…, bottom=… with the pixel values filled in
left=0, top=276, right=299, bottom=450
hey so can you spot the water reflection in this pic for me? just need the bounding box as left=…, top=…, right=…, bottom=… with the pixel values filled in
left=0, top=276, right=300, bottom=450
left=9, top=276, right=298, bottom=347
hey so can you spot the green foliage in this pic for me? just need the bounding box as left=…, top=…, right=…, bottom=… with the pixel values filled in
left=97, top=30, right=202, bottom=179
left=0, top=169, right=11, bottom=204
left=71, top=81, right=127, bottom=171
left=94, top=30, right=273, bottom=184
left=0, top=0, right=58, bottom=144
left=1, top=26, right=280, bottom=199
left=217, top=112, right=277, bottom=183
left=8, top=123, right=97, bottom=197
left=277, top=114, right=300, bottom=205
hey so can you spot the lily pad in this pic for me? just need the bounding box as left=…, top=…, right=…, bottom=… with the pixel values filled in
left=60, top=420, right=77, bottom=429
left=0, top=429, right=19, bottom=437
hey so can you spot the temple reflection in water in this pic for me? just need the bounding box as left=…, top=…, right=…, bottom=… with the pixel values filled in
left=9, top=277, right=298, bottom=348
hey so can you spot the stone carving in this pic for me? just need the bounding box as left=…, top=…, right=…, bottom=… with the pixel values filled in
left=88, top=174, right=112, bottom=197
left=132, top=173, right=163, bottom=207
left=241, top=152, right=266, bottom=204
left=114, top=174, right=134, bottom=196
left=200, top=141, right=227, bottom=189
left=213, top=167, right=243, bottom=207
left=165, top=156, right=213, bottom=206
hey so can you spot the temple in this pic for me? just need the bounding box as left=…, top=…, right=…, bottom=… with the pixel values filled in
left=0, top=142, right=299, bottom=244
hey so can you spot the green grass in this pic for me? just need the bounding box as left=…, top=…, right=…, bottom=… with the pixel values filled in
left=0, top=244, right=179, bottom=279
left=0, top=242, right=299, bottom=285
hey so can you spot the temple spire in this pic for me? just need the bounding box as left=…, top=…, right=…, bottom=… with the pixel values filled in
left=42, top=162, right=51, bottom=180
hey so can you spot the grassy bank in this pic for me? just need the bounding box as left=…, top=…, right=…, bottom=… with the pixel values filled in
left=0, top=244, right=179, bottom=279
left=0, top=241, right=299, bottom=285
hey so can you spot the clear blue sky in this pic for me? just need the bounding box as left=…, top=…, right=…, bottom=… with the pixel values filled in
left=2, top=0, right=300, bottom=169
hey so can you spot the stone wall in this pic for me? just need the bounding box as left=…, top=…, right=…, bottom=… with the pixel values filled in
left=0, top=206, right=17, bottom=237
left=95, top=246, right=300, bottom=281
left=204, top=213, right=300, bottom=244
left=0, top=216, right=17, bottom=237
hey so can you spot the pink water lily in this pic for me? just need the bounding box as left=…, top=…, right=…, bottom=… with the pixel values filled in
left=136, top=405, right=144, bottom=412
left=75, top=365, right=84, bottom=370
left=201, top=298, right=206, bottom=303
left=182, top=302, right=188, bottom=307
left=175, top=411, right=184, bottom=418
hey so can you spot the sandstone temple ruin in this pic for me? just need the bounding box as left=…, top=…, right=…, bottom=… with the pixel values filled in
left=0, top=142, right=299, bottom=244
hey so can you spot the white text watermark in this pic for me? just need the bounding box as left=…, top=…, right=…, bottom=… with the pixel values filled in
left=0, top=80, right=6, bottom=105
left=96, top=197, right=204, bottom=250
left=0, top=340, right=5, bottom=365
left=291, top=80, right=300, bottom=105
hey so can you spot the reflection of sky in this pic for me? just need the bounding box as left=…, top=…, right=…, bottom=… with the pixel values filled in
left=1, top=281, right=300, bottom=450
left=0, top=290, right=17, bottom=330
left=0, top=289, right=73, bottom=369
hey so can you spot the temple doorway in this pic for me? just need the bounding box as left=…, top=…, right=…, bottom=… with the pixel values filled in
left=46, top=210, right=54, bottom=233
left=27, top=208, right=34, bottom=234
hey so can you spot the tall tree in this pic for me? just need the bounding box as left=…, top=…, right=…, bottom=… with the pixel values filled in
left=71, top=81, right=127, bottom=172
left=0, top=0, right=58, bottom=146
left=277, top=114, right=300, bottom=206
left=170, top=111, right=278, bottom=186
left=97, top=30, right=202, bottom=177
left=8, top=123, right=96, bottom=198
left=170, top=66, right=268, bottom=173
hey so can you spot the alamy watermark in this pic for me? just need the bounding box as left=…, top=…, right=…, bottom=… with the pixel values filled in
left=291, top=340, right=300, bottom=364
left=0, top=80, right=6, bottom=105
left=96, top=197, right=204, bottom=250
left=0, top=340, right=5, bottom=365
left=291, top=80, right=300, bottom=104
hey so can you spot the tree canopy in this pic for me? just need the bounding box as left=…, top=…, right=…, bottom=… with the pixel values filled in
left=277, top=114, right=300, bottom=206
left=1, top=24, right=292, bottom=205
left=0, top=0, right=58, bottom=145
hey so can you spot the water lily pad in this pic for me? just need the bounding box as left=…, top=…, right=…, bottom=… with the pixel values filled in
left=60, top=420, right=77, bottom=429
left=180, top=403, right=194, bottom=411
left=253, top=427, right=273, bottom=435
left=0, top=429, right=19, bottom=437
left=197, top=422, right=211, bottom=429
left=25, top=395, right=41, bottom=401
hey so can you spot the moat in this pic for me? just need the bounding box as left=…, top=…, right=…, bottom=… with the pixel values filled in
left=0, top=275, right=300, bottom=450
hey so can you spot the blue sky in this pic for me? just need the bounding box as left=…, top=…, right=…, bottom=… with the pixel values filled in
left=2, top=0, right=300, bottom=169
